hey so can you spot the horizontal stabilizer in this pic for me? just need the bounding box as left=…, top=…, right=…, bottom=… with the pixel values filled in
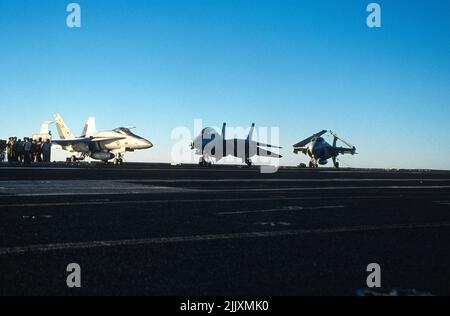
left=257, top=147, right=282, bottom=158
left=257, top=142, right=282, bottom=149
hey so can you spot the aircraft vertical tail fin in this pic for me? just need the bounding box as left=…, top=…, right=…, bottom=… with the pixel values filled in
left=222, top=123, right=227, bottom=156
left=39, top=121, right=53, bottom=135
left=81, top=117, right=96, bottom=137
left=53, top=114, right=75, bottom=140
left=221, top=123, right=226, bottom=138
left=247, top=123, right=255, bottom=141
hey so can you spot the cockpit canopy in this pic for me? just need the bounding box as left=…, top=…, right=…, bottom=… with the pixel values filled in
left=201, top=127, right=220, bottom=140
left=114, top=127, right=142, bottom=139
left=315, top=137, right=325, bottom=143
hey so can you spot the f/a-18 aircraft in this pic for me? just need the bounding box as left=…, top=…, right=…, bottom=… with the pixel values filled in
left=52, top=114, right=153, bottom=164
left=293, top=130, right=356, bottom=168
left=191, top=123, right=282, bottom=167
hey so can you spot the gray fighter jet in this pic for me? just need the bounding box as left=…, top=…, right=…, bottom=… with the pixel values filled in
left=191, top=123, right=282, bottom=167
left=52, top=114, right=153, bottom=164
left=293, top=130, right=356, bottom=168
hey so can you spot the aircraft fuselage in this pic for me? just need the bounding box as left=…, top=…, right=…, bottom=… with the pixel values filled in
left=308, top=137, right=334, bottom=165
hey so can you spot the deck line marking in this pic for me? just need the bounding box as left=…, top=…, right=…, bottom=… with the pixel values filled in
left=2, top=178, right=450, bottom=184
left=218, top=205, right=345, bottom=215
left=1, top=222, right=449, bottom=256
left=0, top=195, right=435, bottom=209
left=0, top=184, right=448, bottom=198
left=127, top=178, right=450, bottom=183
left=434, top=201, right=450, bottom=205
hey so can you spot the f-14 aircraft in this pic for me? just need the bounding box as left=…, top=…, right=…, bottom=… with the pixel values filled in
left=191, top=123, right=282, bottom=167
left=293, top=130, right=356, bottom=168
left=52, top=114, right=153, bottom=164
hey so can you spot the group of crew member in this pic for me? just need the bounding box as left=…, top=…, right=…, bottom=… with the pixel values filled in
left=6, top=137, right=51, bottom=164
left=0, top=139, right=6, bottom=162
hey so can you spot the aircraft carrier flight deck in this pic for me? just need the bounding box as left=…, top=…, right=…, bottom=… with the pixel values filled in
left=0, top=163, right=449, bottom=295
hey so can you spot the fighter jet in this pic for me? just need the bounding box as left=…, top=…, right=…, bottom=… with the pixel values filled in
left=191, top=123, right=282, bottom=167
left=52, top=114, right=153, bottom=164
left=293, top=130, right=356, bottom=168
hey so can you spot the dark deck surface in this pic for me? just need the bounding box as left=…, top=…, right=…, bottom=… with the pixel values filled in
left=1, top=163, right=449, bottom=295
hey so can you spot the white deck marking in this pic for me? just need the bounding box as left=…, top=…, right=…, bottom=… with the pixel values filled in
left=0, top=222, right=449, bottom=256
left=0, top=180, right=191, bottom=196
left=0, top=177, right=449, bottom=198
left=0, top=195, right=432, bottom=209
left=255, top=222, right=292, bottom=227
left=126, top=178, right=450, bottom=183
left=434, top=201, right=450, bottom=205
left=0, top=181, right=449, bottom=197
left=218, top=205, right=345, bottom=215
left=0, top=167, right=88, bottom=170
left=206, top=185, right=450, bottom=193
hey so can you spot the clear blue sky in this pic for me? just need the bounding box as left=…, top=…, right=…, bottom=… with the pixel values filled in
left=1, top=0, right=449, bottom=168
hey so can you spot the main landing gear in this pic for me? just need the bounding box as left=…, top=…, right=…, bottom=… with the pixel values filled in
left=199, top=156, right=212, bottom=167
left=309, top=161, right=318, bottom=168
left=113, top=153, right=124, bottom=165
left=69, top=154, right=86, bottom=163
left=332, top=156, right=339, bottom=168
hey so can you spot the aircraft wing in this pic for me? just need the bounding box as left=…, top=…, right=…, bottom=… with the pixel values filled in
left=293, top=147, right=308, bottom=155
left=89, top=137, right=126, bottom=142
left=52, top=138, right=92, bottom=145
left=257, top=147, right=282, bottom=158
left=293, top=130, right=327, bottom=148
left=333, top=146, right=357, bottom=155
left=330, top=131, right=354, bottom=149
left=52, top=136, right=125, bottom=146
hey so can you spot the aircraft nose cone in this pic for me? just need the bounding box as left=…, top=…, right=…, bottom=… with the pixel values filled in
left=140, top=139, right=153, bottom=149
